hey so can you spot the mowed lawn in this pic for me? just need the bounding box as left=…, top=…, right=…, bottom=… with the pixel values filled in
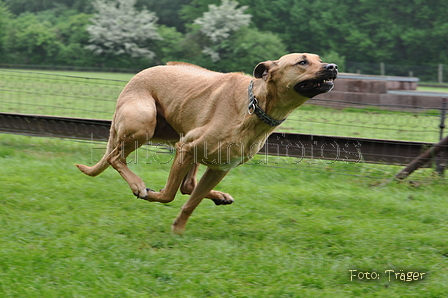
left=0, top=134, right=447, bottom=297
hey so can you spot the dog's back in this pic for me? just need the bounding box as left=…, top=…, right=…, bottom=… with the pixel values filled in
left=166, top=61, right=209, bottom=70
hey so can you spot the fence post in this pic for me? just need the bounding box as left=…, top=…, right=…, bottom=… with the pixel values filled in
left=380, top=62, right=385, bottom=76
left=395, top=135, right=448, bottom=179
left=439, top=97, right=447, bottom=141
left=436, top=97, right=447, bottom=175
left=439, top=64, right=443, bottom=84
left=396, top=98, right=448, bottom=179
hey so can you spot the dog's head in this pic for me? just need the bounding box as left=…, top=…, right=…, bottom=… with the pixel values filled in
left=254, top=53, right=338, bottom=99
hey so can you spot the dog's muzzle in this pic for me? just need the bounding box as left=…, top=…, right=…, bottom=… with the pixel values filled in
left=294, top=63, right=338, bottom=98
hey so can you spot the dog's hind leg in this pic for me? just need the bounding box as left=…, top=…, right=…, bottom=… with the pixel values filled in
left=107, top=100, right=157, bottom=199
left=107, top=133, right=152, bottom=199
left=180, top=164, right=234, bottom=205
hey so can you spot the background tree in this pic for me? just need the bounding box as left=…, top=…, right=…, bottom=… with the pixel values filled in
left=193, top=0, right=251, bottom=62
left=218, top=26, right=287, bottom=73
left=179, top=0, right=217, bottom=24
left=184, top=0, right=287, bottom=73
left=0, top=0, right=447, bottom=73
left=135, top=0, right=191, bottom=33
left=85, top=0, right=162, bottom=61
left=3, top=0, right=94, bottom=14
left=239, top=0, right=448, bottom=66
left=0, top=1, right=11, bottom=55
left=56, top=13, right=97, bottom=66
left=150, top=25, right=184, bottom=65
left=3, top=12, right=61, bottom=64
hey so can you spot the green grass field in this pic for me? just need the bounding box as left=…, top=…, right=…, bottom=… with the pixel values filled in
left=1, top=134, right=447, bottom=297
left=418, top=86, right=448, bottom=93
left=280, top=104, right=441, bottom=143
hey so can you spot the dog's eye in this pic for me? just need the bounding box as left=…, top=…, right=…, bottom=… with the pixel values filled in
left=297, top=60, right=308, bottom=66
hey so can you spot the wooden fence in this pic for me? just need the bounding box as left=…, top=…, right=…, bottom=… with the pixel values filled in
left=0, top=112, right=444, bottom=167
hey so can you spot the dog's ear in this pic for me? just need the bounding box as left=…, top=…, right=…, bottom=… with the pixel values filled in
left=253, top=61, right=277, bottom=81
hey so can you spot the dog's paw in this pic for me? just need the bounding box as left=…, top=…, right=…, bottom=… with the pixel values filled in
left=210, top=191, right=234, bottom=205
left=171, top=220, right=186, bottom=235
left=133, top=188, right=155, bottom=201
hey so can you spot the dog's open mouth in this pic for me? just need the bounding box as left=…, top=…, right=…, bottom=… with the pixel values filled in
left=294, top=76, right=336, bottom=98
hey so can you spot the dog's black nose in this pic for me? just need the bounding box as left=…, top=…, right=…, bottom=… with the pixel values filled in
left=325, top=63, right=338, bottom=71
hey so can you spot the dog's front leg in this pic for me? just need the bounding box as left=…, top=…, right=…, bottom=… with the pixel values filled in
left=172, top=167, right=230, bottom=234
left=144, top=148, right=194, bottom=204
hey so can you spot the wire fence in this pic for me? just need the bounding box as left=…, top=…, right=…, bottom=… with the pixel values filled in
left=1, top=69, right=444, bottom=142
left=0, top=69, right=125, bottom=119
left=346, top=62, right=447, bottom=83
left=1, top=69, right=447, bottom=181
left=286, top=98, right=442, bottom=143
left=1, top=62, right=446, bottom=84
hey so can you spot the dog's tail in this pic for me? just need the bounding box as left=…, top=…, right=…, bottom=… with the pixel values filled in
left=75, top=125, right=116, bottom=177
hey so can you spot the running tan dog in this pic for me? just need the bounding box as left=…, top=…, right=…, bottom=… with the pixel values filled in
left=76, top=53, right=338, bottom=234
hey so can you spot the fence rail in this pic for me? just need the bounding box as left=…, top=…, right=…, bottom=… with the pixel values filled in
left=1, top=112, right=444, bottom=168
